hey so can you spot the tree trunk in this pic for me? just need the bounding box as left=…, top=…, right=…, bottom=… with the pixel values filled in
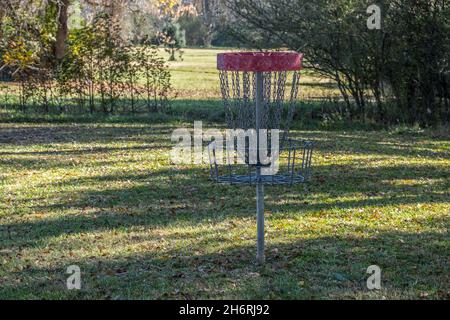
left=54, top=0, right=71, bottom=60
left=0, top=7, right=5, bottom=41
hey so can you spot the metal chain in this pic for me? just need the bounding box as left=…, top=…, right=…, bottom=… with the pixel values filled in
left=219, top=70, right=233, bottom=129
left=219, top=70, right=301, bottom=145
left=282, top=71, right=301, bottom=144
left=262, top=72, right=272, bottom=130
left=242, top=71, right=254, bottom=130
left=273, top=71, right=287, bottom=131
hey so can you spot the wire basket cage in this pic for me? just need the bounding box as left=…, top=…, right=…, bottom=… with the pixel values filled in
left=207, top=138, right=313, bottom=186
left=219, top=70, right=300, bottom=130
left=210, top=52, right=314, bottom=186
left=218, top=55, right=301, bottom=148
left=210, top=51, right=314, bottom=263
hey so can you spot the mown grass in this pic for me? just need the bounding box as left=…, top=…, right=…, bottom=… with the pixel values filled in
left=0, top=48, right=449, bottom=300
left=0, top=122, right=448, bottom=299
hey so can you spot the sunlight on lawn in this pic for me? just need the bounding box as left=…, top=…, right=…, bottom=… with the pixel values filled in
left=0, top=121, right=448, bottom=299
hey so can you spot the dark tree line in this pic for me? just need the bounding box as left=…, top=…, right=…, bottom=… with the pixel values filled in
left=227, top=0, right=449, bottom=126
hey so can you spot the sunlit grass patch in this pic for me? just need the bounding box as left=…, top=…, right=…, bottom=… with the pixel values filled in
left=0, top=120, right=448, bottom=299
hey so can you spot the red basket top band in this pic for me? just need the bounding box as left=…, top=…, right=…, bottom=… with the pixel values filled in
left=217, top=52, right=303, bottom=72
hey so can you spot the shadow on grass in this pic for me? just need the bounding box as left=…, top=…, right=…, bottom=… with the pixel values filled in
left=1, top=159, right=448, bottom=248
left=1, top=225, right=448, bottom=299
left=0, top=122, right=448, bottom=160
left=0, top=98, right=409, bottom=131
left=0, top=99, right=224, bottom=125
left=0, top=124, right=174, bottom=146
left=0, top=123, right=448, bottom=299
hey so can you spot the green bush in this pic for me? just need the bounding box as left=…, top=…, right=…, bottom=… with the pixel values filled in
left=1, top=12, right=172, bottom=115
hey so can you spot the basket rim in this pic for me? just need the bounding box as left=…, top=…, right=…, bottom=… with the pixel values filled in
left=217, top=51, right=303, bottom=72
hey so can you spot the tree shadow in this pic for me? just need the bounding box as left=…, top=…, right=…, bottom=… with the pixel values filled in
left=1, top=225, right=448, bottom=299
left=1, top=160, right=448, bottom=249
left=0, top=123, right=448, bottom=299
left=0, top=124, right=174, bottom=146
left=289, top=131, right=450, bottom=159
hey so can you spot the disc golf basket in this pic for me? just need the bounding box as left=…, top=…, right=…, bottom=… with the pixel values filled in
left=208, top=52, right=314, bottom=264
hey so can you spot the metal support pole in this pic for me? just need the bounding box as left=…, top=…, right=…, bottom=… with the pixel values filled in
left=255, top=72, right=265, bottom=264
left=256, top=171, right=264, bottom=264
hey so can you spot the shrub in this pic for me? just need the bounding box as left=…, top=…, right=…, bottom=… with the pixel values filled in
left=1, top=12, right=172, bottom=115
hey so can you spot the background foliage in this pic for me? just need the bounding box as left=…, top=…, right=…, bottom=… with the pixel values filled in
left=0, top=0, right=449, bottom=127
left=227, top=0, right=449, bottom=126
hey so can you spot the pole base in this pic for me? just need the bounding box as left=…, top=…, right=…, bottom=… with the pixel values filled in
left=256, top=254, right=265, bottom=265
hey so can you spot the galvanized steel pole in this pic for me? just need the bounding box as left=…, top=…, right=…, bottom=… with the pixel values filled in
left=255, top=71, right=265, bottom=264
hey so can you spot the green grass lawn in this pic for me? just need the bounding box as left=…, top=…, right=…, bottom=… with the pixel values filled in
left=0, top=124, right=448, bottom=299
left=0, top=49, right=449, bottom=299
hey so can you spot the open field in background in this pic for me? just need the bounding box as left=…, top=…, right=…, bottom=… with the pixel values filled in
left=0, top=48, right=449, bottom=299
left=163, top=48, right=339, bottom=100
left=0, top=48, right=340, bottom=125
left=0, top=48, right=348, bottom=135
